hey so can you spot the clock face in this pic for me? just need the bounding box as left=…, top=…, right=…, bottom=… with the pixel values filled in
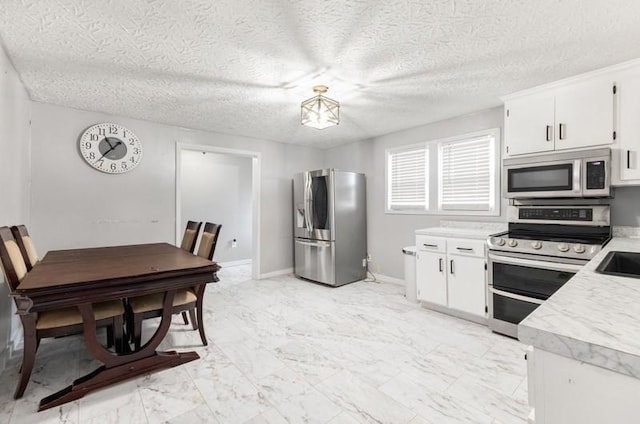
left=79, top=123, right=143, bottom=174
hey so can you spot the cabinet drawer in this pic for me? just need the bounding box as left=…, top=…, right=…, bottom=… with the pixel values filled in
left=447, top=238, right=485, bottom=257
left=416, top=236, right=446, bottom=253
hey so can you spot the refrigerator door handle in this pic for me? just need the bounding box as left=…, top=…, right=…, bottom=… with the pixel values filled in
left=305, top=174, right=313, bottom=232
left=295, top=239, right=332, bottom=248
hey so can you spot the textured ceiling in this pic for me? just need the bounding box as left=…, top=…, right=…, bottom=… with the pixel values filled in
left=2, top=1, right=640, bottom=148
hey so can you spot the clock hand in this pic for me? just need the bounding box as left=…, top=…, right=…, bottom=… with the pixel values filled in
left=103, top=136, right=114, bottom=149
left=93, top=141, right=122, bottom=163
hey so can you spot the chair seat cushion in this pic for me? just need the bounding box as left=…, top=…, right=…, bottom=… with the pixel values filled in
left=128, top=289, right=197, bottom=314
left=36, top=300, right=125, bottom=330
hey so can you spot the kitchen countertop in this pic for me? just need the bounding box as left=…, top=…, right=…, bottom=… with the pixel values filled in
left=415, top=223, right=506, bottom=240
left=519, top=236, right=640, bottom=379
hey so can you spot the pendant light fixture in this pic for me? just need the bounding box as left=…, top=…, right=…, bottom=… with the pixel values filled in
left=300, top=85, right=340, bottom=129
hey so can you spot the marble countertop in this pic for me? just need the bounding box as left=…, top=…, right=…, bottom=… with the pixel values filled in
left=519, top=237, right=640, bottom=378
left=415, top=223, right=506, bottom=240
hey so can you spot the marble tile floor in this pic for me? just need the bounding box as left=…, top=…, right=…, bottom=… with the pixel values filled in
left=0, top=270, right=529, bottom=424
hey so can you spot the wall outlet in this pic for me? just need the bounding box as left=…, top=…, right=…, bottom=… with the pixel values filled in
left=232, top=238, right=237, bottom=248
left=366, top=254, right=371, bottom=262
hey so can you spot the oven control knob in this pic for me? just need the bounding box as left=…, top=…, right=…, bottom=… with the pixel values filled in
left=531, top=241, right=542, bottom=250
left=492, top=237, right=506, bottom=246
left=557, top=243, right=570, bottom=252
left=507, top=239, right=518, bottom=247
left=573, top=244, right=586, bottom=254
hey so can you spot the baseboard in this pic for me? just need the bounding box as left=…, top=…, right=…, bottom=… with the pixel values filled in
left=219, top=259, right=252, bottom=268
left=259, top=268, right=293, bottom=279
left=373, top=273, right=404, bottom=286
left=419, top=300, right=488, bottom=326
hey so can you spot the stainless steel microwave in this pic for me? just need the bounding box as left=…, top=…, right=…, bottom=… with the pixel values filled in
left=503, top=148, right=611, bottom=199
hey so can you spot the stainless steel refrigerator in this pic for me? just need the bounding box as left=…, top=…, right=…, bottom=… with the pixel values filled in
left=293, top=169, right=367, bottom=286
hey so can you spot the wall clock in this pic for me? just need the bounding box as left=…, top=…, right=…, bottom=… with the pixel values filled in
left=79, top=123, right=143, bottom=173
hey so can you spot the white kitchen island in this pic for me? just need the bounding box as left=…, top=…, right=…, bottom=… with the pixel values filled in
left=519, top=236, right=640, bottom=424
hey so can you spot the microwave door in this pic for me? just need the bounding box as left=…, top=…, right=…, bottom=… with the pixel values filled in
left=504, top=159, right=581, bottom=198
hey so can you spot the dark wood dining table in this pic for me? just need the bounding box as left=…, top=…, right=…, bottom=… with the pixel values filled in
left=12, top=242, right=219, bottom=411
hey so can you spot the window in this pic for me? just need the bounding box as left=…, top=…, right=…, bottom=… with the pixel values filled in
left=439, top=134, right=496, bottom=211
left=385, top=128, right=500, bottom=215
left=387, top=147, right=428, bottom=211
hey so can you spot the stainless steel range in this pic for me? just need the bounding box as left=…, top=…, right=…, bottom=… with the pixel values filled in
left=487, top=204, right=611, bottom=338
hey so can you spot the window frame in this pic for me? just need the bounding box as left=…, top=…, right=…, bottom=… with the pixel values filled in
left=385, top=143, right=429, bottom=212
left=385, top=128, right=501, bottom=216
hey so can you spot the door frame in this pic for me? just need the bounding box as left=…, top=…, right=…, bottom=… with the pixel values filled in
left=175, top=143, right=261, bottom=279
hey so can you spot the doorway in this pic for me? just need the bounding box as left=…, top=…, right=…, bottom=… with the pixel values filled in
left=176, top=144, right=261, bottom=280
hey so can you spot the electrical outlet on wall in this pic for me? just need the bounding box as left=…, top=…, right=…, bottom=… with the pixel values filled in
left=232, top=238, right=237, bottom=248
left=366, top=254, right=371, bottom=262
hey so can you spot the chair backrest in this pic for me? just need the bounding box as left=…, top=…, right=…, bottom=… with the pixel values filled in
left=180, top=221, right=202, bottom=253
left=197, top=223, right=222, bottom=260
left=10, top=225, right=39, bottom=271
left=0, top=226, right=29, bottom=291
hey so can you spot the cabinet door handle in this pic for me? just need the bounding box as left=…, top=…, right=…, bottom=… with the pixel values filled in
left=627, top=150, right=631, bottom=169
left=423, top=243, right=438, bottom=248
left=456, top=247, right=473, bottom=252
left=558, top=123, right=565, bottom=140
left=438, top=258, right=443, bottom=272
left=450, top=259, right=454, bottom=275
left=545, top=125, right=552, bottom=141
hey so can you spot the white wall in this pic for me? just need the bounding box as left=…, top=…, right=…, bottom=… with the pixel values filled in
left=325, top=107, right=505, bottom=279
left=180, top=151, right=252, bottom=263
left=29, top=102, right=324, bottom=275
left=0, top=44, right=31, bottom=363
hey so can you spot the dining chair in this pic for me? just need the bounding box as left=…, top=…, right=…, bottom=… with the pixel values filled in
left=178, top=220, right=202, bottom=325
left=180, top=220, right=202, bottom=254
left=10, top=225, right=39, bottom=271
left=128, top=222, right=222, bottom=348
left=0, top=226, right=126, bottom=399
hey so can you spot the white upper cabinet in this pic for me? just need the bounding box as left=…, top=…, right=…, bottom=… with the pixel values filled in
left=614, top=67, right=640, bottom=184
left=504, top=92, right=555, bottom=156
left=554, top=76, right=615, bottom=150
left=503, top=72, right=616, bottom=157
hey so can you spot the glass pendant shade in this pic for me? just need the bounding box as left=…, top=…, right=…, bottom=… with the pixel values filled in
left=300, top=85, right=340, bottom=129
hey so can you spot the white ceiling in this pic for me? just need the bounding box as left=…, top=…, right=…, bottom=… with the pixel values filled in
left=2, top=1, right=640, bottom=148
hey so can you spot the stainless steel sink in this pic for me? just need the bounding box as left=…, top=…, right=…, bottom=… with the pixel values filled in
left=596, top=251, right=640, bottom=279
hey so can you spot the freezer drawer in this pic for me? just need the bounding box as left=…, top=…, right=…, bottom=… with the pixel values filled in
left=294, top=238, right=336, bottom=286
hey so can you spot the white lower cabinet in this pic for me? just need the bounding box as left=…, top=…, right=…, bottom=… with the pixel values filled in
left=527, top=347, right=640, bottom=424
left=447, top=253, right=486, bottom=317
left=415, top=249, right=447, bottom=306
left=415, top=236, right=487, bottom=320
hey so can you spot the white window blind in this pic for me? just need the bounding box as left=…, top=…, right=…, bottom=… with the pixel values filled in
left=439, top=135, right=495, bottom=211
left=387, top=147, right=428, bottom=210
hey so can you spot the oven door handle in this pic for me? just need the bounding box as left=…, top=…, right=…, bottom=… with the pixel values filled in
left=491, top=288, right=545, bottom=305
left=488, top=253, right=583, bottom=273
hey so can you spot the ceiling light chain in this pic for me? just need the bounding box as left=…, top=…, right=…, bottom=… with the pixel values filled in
left=300, top=85, right=340, bottom=130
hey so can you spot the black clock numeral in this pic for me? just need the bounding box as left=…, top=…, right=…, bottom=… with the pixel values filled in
left=89, top=152, right=95, bottom=160
left=121, top=162, right=128, bottom=169
left=98, top=128, right=106, bottom=136
left=122, top=130, right=127, bottom=138
left=95, top=159, right=104, bottom=167
left=133, top=148, right=140, bottom=155
left=89, top=134, right=99, bottom=141
left=110, top=163, right=117, bottom=171
left=109, top=126, right=118, bottom=134
left=83, top=142, right=92, bottom=149
left=130, top=156, right=136, bottom=163
left=129, top=138, right=136, bottom=145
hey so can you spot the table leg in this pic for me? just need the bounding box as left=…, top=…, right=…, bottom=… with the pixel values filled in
left=37, top=289, right=200, bottom=411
